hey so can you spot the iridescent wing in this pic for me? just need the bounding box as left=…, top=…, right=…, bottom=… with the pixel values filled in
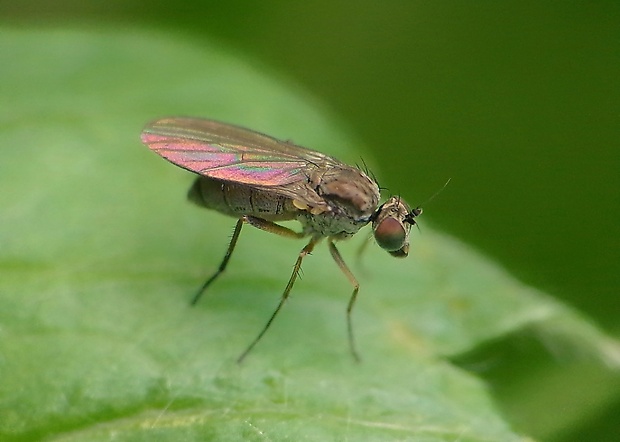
left=141, top=117, right=343, bottom=187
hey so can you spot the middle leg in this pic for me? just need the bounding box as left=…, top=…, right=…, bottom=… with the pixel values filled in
left=237, top=236, right=318, bottom=363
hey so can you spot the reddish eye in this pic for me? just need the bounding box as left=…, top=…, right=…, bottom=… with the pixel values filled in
left=374, top=217, right=406, bottom=252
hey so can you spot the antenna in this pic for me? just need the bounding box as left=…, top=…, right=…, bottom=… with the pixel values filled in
left=416, top=178, right=451, bottom=210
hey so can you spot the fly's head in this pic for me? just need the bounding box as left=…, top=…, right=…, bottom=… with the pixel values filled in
left=372, top=196, right=422, bottom=258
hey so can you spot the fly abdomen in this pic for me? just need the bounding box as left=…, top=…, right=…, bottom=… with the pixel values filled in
left=188, top=177, right=297, bottom=221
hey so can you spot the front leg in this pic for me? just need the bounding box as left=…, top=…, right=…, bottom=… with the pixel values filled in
left=328, top=238, right=361, bottom=362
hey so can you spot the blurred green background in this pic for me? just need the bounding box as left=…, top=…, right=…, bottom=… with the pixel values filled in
left=2, top=1, right=619, bottom=440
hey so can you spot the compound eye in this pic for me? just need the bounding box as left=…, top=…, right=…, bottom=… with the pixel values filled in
left=374, top=217, right=406, bottom=253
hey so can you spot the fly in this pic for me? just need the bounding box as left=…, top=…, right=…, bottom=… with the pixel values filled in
left=141, top=117, right=422, bottom=362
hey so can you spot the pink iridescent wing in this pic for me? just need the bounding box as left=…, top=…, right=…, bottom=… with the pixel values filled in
left=141, top=117, right=342, bottom=187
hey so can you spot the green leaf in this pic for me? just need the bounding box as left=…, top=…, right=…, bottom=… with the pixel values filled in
left=0, top=26, right=617, bottom=441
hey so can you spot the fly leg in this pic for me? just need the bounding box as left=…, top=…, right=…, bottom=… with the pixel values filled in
left=191, top=218, right=244, bottom=305
left=243, top=215, right=306, bottom=240
left=328, top=238, right=361, bottom=362
left=237, top=217, right=315, bottom=363
left=192, top=216, right=305, bottom=304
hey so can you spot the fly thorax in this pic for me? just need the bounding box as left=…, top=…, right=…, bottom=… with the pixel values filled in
left=317, top=168, right=379, bottom=216
left=299, top=167, right=380, bottom=237
left=297, top=210, right=365, bottom=238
